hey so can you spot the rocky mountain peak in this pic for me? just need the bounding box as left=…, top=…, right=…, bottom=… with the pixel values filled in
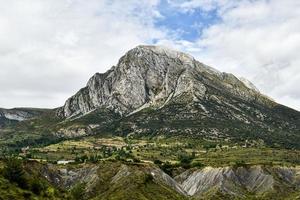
left=59, top=45, right=272, bottom=118
left=129, top=45, right=195, bottom=63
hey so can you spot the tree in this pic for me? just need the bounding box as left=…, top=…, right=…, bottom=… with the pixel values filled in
left=3, top=157, right=28, bottom=189
left=234, top=160, right=247, bottom=168
left=178, top=154, right=193, bottom=168
left=30, top=178, right=45, bottom=195
left=160, top=162, right=173, bottom=176
left=71, top=182, right=86, bottom=200
left=144, top=173, right=154, bottom=183
left=154, top=159, right=163, bottom=165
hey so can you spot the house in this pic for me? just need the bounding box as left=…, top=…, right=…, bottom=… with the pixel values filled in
left=57, top=160, right=75, bottom=165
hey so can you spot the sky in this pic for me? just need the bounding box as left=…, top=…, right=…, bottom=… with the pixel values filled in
left=0, top=0, right=299, bottom=111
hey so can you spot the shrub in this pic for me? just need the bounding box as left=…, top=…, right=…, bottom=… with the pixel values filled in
left=3, top=157, right=28, bottom=189
left=133, top=157, right=141, bottom=163
left=45, top=187, right=55, bottom=198
left=191, top=162, right=205, bottom=168
left=144, top=174, right=154, bottom=183
left=178, top=154, right=194, bottom=169
left=160, top=162, right=173, bottom=176
left=70, top=182, right=86, bottom=200
left=30, top=179, right=45, bottom=195
left=23, top=192, right=32, bottom=199
left=234, top=160, right=247, bottom=168
left=154, top=159, right=163, bottom=165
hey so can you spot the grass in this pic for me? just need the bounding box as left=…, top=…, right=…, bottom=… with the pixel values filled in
left=0, top=159, right=68, bottom=200
left=23, top=136, right=300, bottom=167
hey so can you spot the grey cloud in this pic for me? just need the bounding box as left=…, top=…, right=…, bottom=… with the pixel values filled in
left=1, top=0, right=299, bottom=112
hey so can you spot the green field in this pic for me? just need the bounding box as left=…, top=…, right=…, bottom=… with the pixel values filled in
left=19, top=136, right=300, bottom=168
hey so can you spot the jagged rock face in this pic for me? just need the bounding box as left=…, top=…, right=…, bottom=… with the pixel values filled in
left=176, top=166, right=275, bottom=197
left=0, top=108, right=36, bottom=121
left=175, top=166, right=300, bottom=198
left=0, top=108, right=46, bottom=128
left=59, top=45, right=270, bottom=118
left=39, top=162, right=300, bottom=199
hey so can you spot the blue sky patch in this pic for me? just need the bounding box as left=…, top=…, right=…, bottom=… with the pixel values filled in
left=155, top=0, right=220, bottom=41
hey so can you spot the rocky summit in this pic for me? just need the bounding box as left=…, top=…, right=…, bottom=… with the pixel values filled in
left=59, top=45, right=272, bottom=118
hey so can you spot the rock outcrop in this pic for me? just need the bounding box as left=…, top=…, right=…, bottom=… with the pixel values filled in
left=0, top=108, right=36, bottom=121
left=0, top=108, right=47, bottom=128
left=58, top=45, right=272, bottom=118
left=39, top=162, right=300, bottom=200
left=175, top=166, right=280, bottom=198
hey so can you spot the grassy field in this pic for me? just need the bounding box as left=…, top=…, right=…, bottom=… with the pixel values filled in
left=21, top=136, right=300, bottom=167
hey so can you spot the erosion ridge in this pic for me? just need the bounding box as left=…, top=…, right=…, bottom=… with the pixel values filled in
left=38, top=162, right=300, bottom=200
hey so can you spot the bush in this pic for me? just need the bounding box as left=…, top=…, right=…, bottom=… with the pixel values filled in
left=45, top=187, right=55, bottom=198
left=234, top=160, right=247, bottom=168
left=3, top=157, right=28, bottom=189
left=154, top=159, right=163, bottom=165
left=133, top=157, right=141, bottom=163
left=23, top=192, right=32, bottom=199
left=160, top=162, right=173, bottom=176
left=178, top=154, right=194, bottom=169
left=144, top=174, right=154, bottom=183
left=30, top=179, right=45, bottom=195
left=191, top=162, right=205, bottom=168
left=70, top=182, right=86, bottom=200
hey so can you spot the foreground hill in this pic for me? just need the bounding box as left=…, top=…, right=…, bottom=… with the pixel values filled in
left=1, top=159, right=300, bottom=200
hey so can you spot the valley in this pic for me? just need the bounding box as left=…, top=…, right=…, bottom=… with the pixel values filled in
left=0, top=45, right=299, bottom=199
left=23, top=136, right=300, bottom=167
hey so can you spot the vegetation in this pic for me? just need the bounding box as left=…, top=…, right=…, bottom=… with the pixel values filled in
left=2, top=157, right=27, bottom=188
left=0, top=98, right=298, bottom=199
left=6, top=135, right=297, bottom=168
left=0, top=158, right=68, bottom=200
left=70, top=183, right=86, bottom=200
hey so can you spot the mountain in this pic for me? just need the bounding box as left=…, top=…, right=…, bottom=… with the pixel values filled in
left=1, top=45, right=300, bottom=200
left=54, top=45, right=299, bottom=148
left=58, top=45, right=272, bottom=118
left=0, top=108, right=47, bottom=128
left=0, top=45, right=299, bottom=149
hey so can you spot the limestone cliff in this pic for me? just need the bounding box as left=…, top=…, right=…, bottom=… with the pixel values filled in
left=58, top=45, right=272, bottom=118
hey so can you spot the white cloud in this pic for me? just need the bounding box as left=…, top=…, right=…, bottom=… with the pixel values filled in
left=0, top=0, right=165, bottom=108
left=1, top=0, right=299, bottom=112
left=167, top=0, right=234, bottom=13
left=170, top=0, right=300, bottom=111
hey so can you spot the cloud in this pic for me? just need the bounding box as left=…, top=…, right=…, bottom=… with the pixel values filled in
left=1, top=0, right=299, bottom=112
left=0, top=0, right=164, bottom=108
left=169, top=0, right=300, bottom=111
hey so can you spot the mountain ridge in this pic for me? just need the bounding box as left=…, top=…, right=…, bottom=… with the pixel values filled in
left=58, top=45, right=275, bottom=119
left=0, top=45, right=299, bottom=149
left=48, top=45, right=299, bottom=149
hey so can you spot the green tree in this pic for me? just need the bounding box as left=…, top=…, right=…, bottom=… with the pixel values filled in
left=178, top=154, right=193, bottom=168
left=154, top=159, right=163, bottom=165
left=30, top=178, right=45, bottom=195
left=3, top=157, right=28, bottom=189
left=71, top=182, right=86, bottom=200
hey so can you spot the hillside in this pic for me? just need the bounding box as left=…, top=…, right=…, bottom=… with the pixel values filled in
left=0, top=45, right=300, bottom=200
left=0, top=45, right=299, bottom=149
left=0, top=159, right=300, bottom=200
